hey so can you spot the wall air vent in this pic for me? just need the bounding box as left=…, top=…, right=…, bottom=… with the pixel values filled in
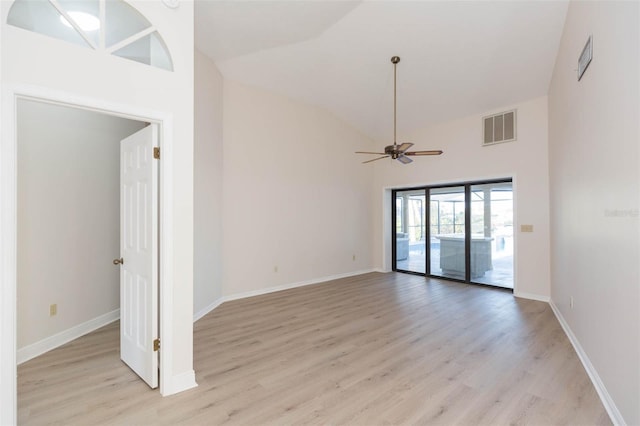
left=483, top=110, right=516, bottom=146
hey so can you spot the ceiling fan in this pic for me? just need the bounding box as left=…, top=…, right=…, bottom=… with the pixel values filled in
left=356, top=56, right=443, bottom=164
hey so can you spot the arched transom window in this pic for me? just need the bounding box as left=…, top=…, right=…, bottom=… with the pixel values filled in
left=7, top=0, right=174, bottom=71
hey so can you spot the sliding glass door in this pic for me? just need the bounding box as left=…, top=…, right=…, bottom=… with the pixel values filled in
left=394, top=189, right=426, bottom=274
left=429, top=186, right=466, bottom=279
left=470, top=182, right=513, bottom=288
left=393, top=179, right=513, bottom=289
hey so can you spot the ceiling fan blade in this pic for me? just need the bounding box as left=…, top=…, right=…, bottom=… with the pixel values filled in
left=405, top=150, right=444, bottom=156
left=397, top=155, right=413, bottom=164
left=397, top=142, right=414, bottom=153
left=355, top=151, right=386, bottom=155
left=363, top=156, right=390, bottom=164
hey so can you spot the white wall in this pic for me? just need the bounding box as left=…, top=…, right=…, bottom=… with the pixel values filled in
left=1, top=0, right=195, bottom=416
left=222, top=80, right=375, bottom=296
left=372, top=96, right=551, bottom=299
left=194, top=50, right=223, bottom=316
left=548, top=1, right=639, bottom=424
left=17, top=99, right=145, bottom=349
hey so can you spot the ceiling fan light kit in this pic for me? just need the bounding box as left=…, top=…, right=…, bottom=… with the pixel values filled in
left=356, top=56, right=443, bottom=164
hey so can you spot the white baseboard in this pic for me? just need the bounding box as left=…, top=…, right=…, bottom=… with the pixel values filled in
left=549, top=300, right=624, bottom=425
left=222, top=269, right=376, bottom=303
left=193, top=298, right=225, bottom=322
left=513, top=291, right=550, bottom=302
left=17, top=309, right=120, bottom=365
left=193, top=269, right=378, bottom=322
left=162, top=370, right=197, bottom=396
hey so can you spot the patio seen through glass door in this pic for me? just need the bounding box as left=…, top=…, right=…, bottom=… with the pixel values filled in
left=429, top=186, right=467, bottom=280
left=393, top=179, right=513, bottom=289
left=469, top=182, right=513, bottom=288
left=395, top=189, right=426, bottom=274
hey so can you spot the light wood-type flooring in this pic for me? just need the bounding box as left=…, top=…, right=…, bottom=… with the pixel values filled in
left=18, top=272, right=611, bottom=425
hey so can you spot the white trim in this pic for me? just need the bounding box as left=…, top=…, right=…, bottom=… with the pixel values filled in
left=17, top=310, right=119, bottom=365
left=1, top=83, right=18, bottom=426
left=193, top=270, right=378, bottom=323
left=223, top=269, right=376, bottom=303
left=193, top=298, right=225, bottom=323
left=0, top=84, right=179, bottom=423
left=106, top=26, right=156, bottom=55
left=0, top=20, right=5, bottom=424
left=549, top=300, right=623, bottom=425
left=163, top=369, right=197, bottom=396
left=49, top=0, right=98, bottom=50
left=513, top=292, right=549, bottom=303
left=98, top=0, right=105, bottom=51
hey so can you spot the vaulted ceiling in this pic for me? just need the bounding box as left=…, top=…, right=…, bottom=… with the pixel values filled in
left=195, top=1, right=569, bottom=143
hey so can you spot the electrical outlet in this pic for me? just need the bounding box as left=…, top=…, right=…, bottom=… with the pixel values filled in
left=50, top=304, right=57, bottom=316
left=274, top=266, right=278, bottom=273
left=570, top=297, right=574, bottom=309
left=520, top=224, right=534, bottom=233
left=352, top=254, right=356, bottom=261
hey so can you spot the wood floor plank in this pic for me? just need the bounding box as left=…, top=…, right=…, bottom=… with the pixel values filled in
left=18, top=272, right=611, bottom=425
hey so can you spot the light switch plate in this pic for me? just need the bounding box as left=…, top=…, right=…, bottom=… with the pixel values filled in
left=521, top=224, right=534, bottom=232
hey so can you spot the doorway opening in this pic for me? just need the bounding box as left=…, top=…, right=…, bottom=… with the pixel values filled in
left=2, top=85, right=177, bottom=422
left=393, top=179, right=514, bottom=289
left=16, top=98, right=160, bottom=388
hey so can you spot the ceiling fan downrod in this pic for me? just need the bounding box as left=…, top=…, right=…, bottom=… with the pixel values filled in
left=392, top=56, right=400, bottom=149
left=354, top=55, right=443, bottom=164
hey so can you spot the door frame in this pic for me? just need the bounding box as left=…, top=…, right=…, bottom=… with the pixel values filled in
left=1, top=84, right=176, bottom=421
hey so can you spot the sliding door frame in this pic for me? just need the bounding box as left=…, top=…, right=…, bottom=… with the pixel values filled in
left=392, top=178, right=513, bottom=289
left=391, top=188, right=426, bottom=276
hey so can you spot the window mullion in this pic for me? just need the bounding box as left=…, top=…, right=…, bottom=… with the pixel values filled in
left=106, top=26, right=156, bottom=55
left=49, top=0, right=98, bottom=50
left=99, top=0, right=106, bottom=51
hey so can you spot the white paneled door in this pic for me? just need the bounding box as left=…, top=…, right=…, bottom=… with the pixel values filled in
left=119, top=124, right=159, bottom=388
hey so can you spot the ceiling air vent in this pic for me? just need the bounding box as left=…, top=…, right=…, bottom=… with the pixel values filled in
left=483, top=110, right=516, bottom=146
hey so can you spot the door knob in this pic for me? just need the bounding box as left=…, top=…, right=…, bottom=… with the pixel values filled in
left=113, top=258, right=124, bottom=265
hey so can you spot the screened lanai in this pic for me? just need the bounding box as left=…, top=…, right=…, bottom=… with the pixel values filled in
left=395, top=181, right=513, bottom=288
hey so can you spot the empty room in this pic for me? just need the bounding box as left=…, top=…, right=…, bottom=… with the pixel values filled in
left=1, top=0, right=638, bottom=425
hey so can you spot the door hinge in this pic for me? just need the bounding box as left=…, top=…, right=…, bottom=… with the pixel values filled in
left=153, top=147, right=160, bottom=159
left=153, top=338, right=160, bottom=351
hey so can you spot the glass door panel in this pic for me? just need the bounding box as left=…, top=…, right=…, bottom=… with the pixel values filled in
left=429, top=186, right=466, bottom=279
left=395, top=190, right=426, bottom=273
left=470, top=182, right=514, bottom=288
